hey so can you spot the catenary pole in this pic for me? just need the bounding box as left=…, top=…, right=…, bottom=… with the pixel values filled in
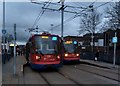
left=14, top=24, right=16, bottom=75
left=113, top=32, right=117, bottom=68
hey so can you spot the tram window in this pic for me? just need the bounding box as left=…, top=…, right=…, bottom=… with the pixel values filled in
left=35, top=36, right=59, bottom=54
left=47, top=44, right=57, bottom=50
left=47, top=45, right=54, bottom=50
left=36, top=43, right=42, bottom=50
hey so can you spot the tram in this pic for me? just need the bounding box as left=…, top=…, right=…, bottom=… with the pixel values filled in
left=25, top=32, right=63, bottom=69
left=63, top=39, right=80, bottom=62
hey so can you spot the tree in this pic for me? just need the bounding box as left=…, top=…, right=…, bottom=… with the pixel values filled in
left=78, top=5, right=101, bottom=52
left=105, top=1, right=120, bottom=30
left=78, top=5, right=101, bottom=35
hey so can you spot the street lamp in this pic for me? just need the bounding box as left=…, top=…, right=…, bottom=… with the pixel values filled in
left=58, top=0, right=65, bottom=64
left=89, top=5, right=95, bottom=52
left=51, top=24, right=53, bottom=34
left=36, top=26, right=39, bottom=34
left=59, top=0, right=65, bottom=40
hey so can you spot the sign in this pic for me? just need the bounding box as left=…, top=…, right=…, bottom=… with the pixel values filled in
left=41, top=36, right=48, bottom=39
left=52, top=37, right=57, bottom=41
left=65, top=41, right=72, bottom=44
left=98, top=39, right=104, bottom=46
left=112, top=37, right=118, bottom=43
left=2, top=29, right=6, bottom=34
left=82, top=47, right=86, bottom=49
left=95, top=42, right=98, bottom=46
left=10, top=44, right=17, bottom=47
left=73, top=41, right=77, bottom=44
left=90, top=42, right=93, bottom=46
left=78, top=42, right=83, bottom=46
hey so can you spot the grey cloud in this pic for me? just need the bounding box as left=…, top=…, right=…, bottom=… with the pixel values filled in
left=1, top=2, right=109, bottom=44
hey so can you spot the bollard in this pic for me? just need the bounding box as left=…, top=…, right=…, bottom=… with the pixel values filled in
left=2, top=53, right=5, bottom=64
left=7, top=53, right=10, bottom=61
left=21, top=62, right=30, bottom=74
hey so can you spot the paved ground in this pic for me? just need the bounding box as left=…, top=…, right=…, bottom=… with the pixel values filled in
left=2, top=55, right=26, bottom=84
left=2, top=55, right=120, bottom=85
left=0, top=55, right=2, bottom=86
left=80, top=59, right=119, bottom=71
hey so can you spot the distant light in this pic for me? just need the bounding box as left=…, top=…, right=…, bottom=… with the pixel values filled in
left=52, top=37, right=57, bottom=41
left=74, top=41, right=77, bottom=44
left=10, top=44, right=17, bottom=46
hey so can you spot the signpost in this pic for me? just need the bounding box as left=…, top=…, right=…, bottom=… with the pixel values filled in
left=112, top=32, right=117, bottom=68
left=2, top=29, right=6, bottom=49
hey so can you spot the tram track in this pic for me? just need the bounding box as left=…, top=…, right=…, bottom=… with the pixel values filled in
left=38, top=68, right=81, bottom=85
left=23, top=65, right=80, bottom=84
left=23, top=66, right=51, bottom=84
left=70, top=65, right=120, bottom=82
left=22, top=62, right=119, bottom=84
left=39, top=72, right=52, bottom=85
left=56, top=70, right=81, bottom=85
left=80, top=61, right=120, bottom=75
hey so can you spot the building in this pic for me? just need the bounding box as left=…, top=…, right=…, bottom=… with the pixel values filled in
left=103, top=29, right=120, bottom=59
left=104, top=29, right=120, bottom=50
left=80, top=33, right=104, bottom=52
left=64, top=29, right=120, bottom=52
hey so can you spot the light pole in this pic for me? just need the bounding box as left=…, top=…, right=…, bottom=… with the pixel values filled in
left=113, top=32, right=117, bottom=68
left=89, top=5, right=94, bottom=52
left=59, top=0, right=65, bottom=40
left=36, top=26, right=39, bottom=34
left=2, top=0, right=6, bottom=51
left=51, top=24, right=53, bottom=34
left=61, top=1, right=64, bottom=40
left=13, top=24, right=16, bottom=75
left=59, top=0, right=65, bottom=64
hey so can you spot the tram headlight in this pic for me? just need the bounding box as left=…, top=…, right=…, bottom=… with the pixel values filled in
left=76, top=54, right=79, bottom=56
left=65, top=54, right=68, bottom=57
left=36, top=56, right=41, bottom=60
left=57, top=56, right=60, bottom=59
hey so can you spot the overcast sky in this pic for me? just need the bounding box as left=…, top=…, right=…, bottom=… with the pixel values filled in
left=0, top=0, right=117, bottom=45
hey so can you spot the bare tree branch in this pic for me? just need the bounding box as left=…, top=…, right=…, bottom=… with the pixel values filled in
left=105, top=1, right=120, bottom=30
left=78, top=7, right=101, bottom=35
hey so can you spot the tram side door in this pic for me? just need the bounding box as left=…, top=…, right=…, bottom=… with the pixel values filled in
left=29, top=41, right=35, bottom=61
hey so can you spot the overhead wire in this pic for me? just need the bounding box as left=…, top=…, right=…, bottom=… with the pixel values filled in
left=31, top=0, right=52, bottom=28
left=47, top=0, right=113, bottom=33
left=41, top=1, right=85, bottom=9
left=47, top=0, right=97, bottom=31
left=32, top=1, right=86, bottom=14
left=65, top=3, right=81, bottom=14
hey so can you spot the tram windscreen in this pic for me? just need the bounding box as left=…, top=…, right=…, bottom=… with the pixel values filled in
left=35, top=36, right=58, bottom=54
left=64, top=41, right=78, bottom=53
